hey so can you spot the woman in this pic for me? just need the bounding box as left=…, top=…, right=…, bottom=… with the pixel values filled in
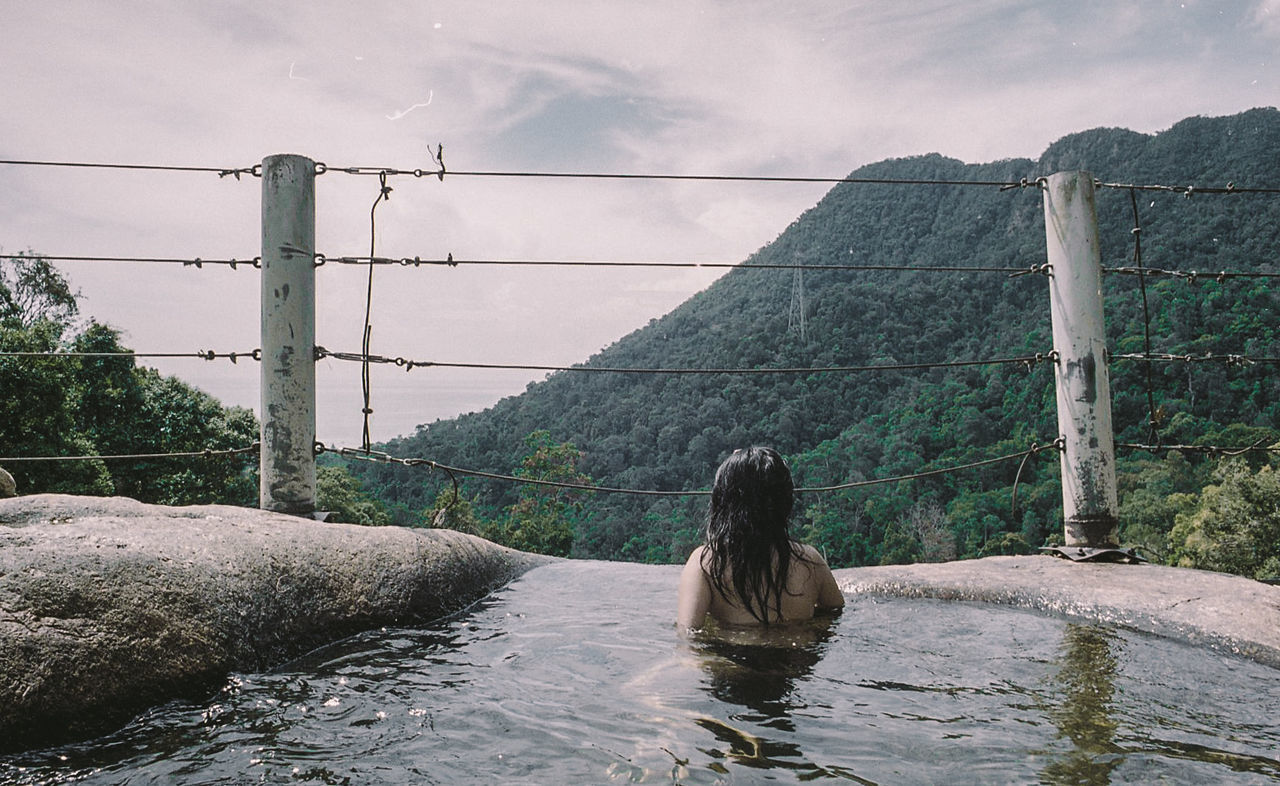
left=677, top=447, right=844, bottom=631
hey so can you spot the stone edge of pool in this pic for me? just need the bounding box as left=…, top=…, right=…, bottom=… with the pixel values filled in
left=835, top=557, right=1280, bottom=670
left=0, top=494, right=553, bottom=755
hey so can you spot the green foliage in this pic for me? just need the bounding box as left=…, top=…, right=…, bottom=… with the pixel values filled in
left=1, top=254, right=258, bottom=504
left=0, top=251, right=79, bottom=327
left=1169, top=456, right=1280, bottom=580
left=351, top=109, right=1280, bottom=575
left=483, top=431, right=594, bottom=557
left=317, top=465, right=392, bottom=525
left=424, top=487, right=489, bottom=534
left=0, top=318, right=113, bottom=494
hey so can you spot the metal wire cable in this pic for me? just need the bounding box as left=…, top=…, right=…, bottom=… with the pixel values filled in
left=1127, top=188, right=1160, bottom=445
left=361, top=172, right=392, bottom=452
left=0, top=253, right=261, bottom=268
left=313, top=349, right=1056, bottom=376
left=321, top=154, right=1028, bottom=188
left=0, top=158, right=258, bottom=179
left=327, top=255, right=1050, bottom=275
left=306, top=161, right=1280, bottom=194
left=321, top=440, right=1057, bottom=496
left=440, top=170, right=1031, bottom=188
left=3, top=252, right=1048, bottom=275
left=800, top=441, right=1063, bottom=493
left=5, top=156, right=1278, bottom=194
left=0, top=443, right=260, bottom=463
left=1096, top=180, right=1280, bottom=196
left=1110, top=352, right=1280, bottom=365
left=1117, top=441, right=1280, bottom=455
left=1103, top=266, right=1280, bottom=281
left=0, top=349, right=260, bottom=362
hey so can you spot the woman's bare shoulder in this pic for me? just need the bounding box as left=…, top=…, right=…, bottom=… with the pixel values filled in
left=794, top=543, right=830, bottom=566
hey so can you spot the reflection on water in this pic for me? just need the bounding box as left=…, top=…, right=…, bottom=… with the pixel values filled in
left=1042, top=624, right=1123, bottom=785
left=691, top=616, right=837, bottom=727
left=2, top=562, right=1279, bottom=785
left=685, top=617, right=862, bottom=779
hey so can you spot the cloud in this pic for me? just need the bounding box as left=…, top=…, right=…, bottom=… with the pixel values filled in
left=1255, top=0, right=1280, bottom=36
left=4, top=0, right=1277, bottom=444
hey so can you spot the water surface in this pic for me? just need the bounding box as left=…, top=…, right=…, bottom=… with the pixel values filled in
left=4, top=561, right=1278, bottom=784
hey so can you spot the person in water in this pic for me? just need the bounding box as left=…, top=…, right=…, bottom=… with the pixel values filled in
left=677, top=447, right=844, bottom=630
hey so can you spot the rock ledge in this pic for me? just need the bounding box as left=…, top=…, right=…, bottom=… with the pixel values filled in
left=0, top=494, right=549, bottom=753
left=836, top=556, right=1280, bottom=668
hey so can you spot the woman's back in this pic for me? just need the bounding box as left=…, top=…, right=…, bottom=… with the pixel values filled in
left=678, top=543, right=844, bottom=629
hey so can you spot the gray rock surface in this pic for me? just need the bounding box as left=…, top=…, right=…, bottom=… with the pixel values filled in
left=0, top=467, right=14, bottom=498
left=0, top=494, right=549, bottom=753
left=835, top=555, right=1280, bottom=668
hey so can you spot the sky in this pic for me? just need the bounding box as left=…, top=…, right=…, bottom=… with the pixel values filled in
left=2, top=1, right=1277, bottom=449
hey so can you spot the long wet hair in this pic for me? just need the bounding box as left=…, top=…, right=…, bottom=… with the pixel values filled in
left=702, top=447, right=804, bottom=623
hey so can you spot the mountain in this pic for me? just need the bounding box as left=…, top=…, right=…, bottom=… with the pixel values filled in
left=352, top=108, right=1280, bottom=566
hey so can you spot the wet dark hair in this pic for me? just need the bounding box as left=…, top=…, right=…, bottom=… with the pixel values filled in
left=702, top=446, right=804, bottom=623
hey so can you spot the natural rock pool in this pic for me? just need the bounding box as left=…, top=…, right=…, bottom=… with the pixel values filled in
left=3, top=560, right=1278, bottom=784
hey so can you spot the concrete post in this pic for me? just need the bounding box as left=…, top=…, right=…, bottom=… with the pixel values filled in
left=1043, top=171, right=1119, bottom=547
left=260, top=154, right=316, bottom=513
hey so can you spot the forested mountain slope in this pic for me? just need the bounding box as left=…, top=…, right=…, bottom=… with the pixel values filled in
left=353, top=108, right=1280, bottom=567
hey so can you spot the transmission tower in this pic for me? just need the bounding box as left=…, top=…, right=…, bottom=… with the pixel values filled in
left=788, top=253, right=807, bottom=341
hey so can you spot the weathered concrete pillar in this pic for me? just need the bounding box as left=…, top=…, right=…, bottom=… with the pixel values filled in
left=260, top=155, right=316, bottom=513
left=1043, top=171, right=1119, bottom=547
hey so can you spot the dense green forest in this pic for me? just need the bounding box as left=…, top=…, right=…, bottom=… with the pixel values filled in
left=348, top=108, right=1280, bottom=578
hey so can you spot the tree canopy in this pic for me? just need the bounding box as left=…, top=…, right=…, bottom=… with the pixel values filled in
left=1, top=252, right=259, bottom=504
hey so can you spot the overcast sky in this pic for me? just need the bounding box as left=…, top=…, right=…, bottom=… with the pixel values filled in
left=2, top=1, right=1277, bottom=449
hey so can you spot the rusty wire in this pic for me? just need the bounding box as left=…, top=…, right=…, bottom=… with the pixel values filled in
left=0, top=158, right=258, bottom=178
left=1117, top=441, right=1280, bottom=456
left=321, top=440, right=1057, bottom=497
left=0, top=349, right=260, bottom=362
left=313, top=348, right=1055, bottom=376
left=1096, top=179, right=1280, bottom=196
left=0, top=443, right=260, bottom=463
left=1103, top=266, right=1280, bottom=281
left=360, top=172, right=393, bottom=452
left=1110, top=352, right=1279, bottom=366
left=0, top=253, right=261, bottom=268
left=325, top=255, right=1048, bottom=275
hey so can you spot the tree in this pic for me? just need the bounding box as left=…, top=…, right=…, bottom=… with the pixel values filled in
left=0, top=252, right=109, bottom=493
left=317, top=465, right=391, bottom=525
left=910, top=500, right=957, bottom=563
left=879, top=519, right=922, bottom=566
left=424, top=486, right=489, bottom=534
left=1169, top=457, right=1280, bottom=580
left=490, top=430, right=594, bottom=557
left=0, top=251, right=78, bottom=328
left=1, top=252, right=259, bottom=505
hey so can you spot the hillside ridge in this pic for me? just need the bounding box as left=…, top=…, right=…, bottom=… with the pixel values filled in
left=355, top=107, right=1280, bottom=566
